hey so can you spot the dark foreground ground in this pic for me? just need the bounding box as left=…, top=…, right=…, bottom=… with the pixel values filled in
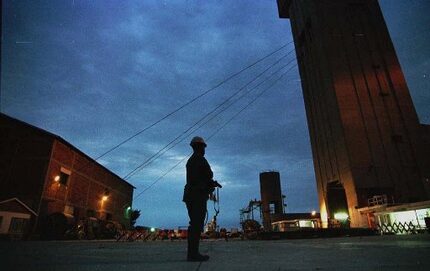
left=1, top=234, right=429, bottom=271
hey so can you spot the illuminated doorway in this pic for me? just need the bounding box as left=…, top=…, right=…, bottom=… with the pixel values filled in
left=327, top=182, right=349, bottom=227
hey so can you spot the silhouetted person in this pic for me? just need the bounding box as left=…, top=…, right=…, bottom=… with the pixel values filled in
left=183, top=136, right=221, bottom=262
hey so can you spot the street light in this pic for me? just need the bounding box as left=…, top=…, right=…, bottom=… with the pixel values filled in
left=102, top=189, right=110, bottom=201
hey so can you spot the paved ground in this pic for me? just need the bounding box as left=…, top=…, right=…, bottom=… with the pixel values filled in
left=1, top=235, right=430, bottom=271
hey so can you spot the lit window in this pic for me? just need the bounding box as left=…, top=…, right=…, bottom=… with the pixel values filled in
left=299, top=220, right=313, bottom=228
left=269, top=203, right=275, bottom=214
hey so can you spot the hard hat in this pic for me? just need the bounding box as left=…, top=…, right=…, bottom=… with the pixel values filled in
left=190, top=136, right=207, bottom=147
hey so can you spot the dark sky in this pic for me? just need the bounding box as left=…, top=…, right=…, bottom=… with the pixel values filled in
left=2, top=0, right=429, bottom=229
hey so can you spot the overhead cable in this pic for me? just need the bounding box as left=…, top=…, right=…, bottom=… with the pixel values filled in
left=93, top=41, right=294, bottom=162
left=123, top=51, right=297, bottom=180
left=132, top=65, right=297, bottom=199
left=124, top=58, right=296, bottom=180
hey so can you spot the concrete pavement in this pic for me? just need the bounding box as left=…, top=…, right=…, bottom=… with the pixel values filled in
left=1, top=235, right=429, bottom=271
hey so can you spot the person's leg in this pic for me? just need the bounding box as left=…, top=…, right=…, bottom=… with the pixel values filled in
left=186, top=202, right=197, bottom=257
left=194, top=200, right=208, bottom=259
left=186, top=201, right=209, bottom=261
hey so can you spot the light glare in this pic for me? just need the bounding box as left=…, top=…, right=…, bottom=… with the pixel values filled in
left=334, top=212, right=349, bottom=220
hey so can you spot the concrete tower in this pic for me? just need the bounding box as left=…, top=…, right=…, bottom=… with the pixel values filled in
left=260, top=171, right=284, bottom=230
left=277, top=0, right=430, bottom=227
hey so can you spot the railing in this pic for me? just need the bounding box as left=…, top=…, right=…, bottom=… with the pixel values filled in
left=377, top=221, right=418, bottom=235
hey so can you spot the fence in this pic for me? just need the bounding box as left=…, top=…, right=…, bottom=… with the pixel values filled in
left=377, top=221, right=418, bottom=235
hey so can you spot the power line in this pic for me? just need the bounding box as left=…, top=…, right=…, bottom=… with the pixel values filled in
left=133, top=66, right=296, bottom=198
left=132, top=65, right=297, bottom=199
left=92, top=41, right=294, bottom=162
left=125, top=58, right=297, bottom=180
left=123, top=51, right=295, bottom=179
left=123, top=51, right=297, bottom=180
left=206, top=65, right=298, bottom=141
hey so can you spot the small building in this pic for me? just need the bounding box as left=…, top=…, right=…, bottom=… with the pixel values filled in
left=358, top=196, right=430, bottom=234
left=0, top=113, right=135, bottom=239
left=0, top=198, right=38, bottom=239
left=271, top=213, right=321, bottom=232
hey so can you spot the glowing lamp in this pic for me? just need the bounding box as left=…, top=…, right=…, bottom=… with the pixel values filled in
left=150, top=227, right=155, bottom=232
left=54, top=175, right=60, bottom=182
left=334, top=212, right=349, bottom=220
left=102, top=189, right=110, bottom=201
left=311, top=210, right=316, bottom=216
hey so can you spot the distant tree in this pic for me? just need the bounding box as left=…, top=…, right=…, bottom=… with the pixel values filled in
left=134, top=225, right=145, bottom=231
left=130, top=209, right=141, bottom=228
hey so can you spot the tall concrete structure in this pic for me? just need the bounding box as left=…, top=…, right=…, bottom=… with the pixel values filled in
left=277, top=0, right=430, bottom=227
left=260, top=171, right=284, bottom=230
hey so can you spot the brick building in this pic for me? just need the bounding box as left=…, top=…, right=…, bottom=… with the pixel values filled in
left=0, top=113, right=134, bottom=238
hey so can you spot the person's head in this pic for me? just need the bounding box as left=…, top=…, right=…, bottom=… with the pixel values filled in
left=190, top=136, right=207, bottom=156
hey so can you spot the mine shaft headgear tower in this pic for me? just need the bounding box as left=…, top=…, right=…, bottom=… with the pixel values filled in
left=260, top=171, right=285, bottom=230
left=277, top=0, right=430, bottom=227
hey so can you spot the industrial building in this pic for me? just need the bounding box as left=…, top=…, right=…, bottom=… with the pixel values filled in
left=277, top=0, right=430, bottom=228
left=0, top=113, right=134, bottom=239
left=259, top=171, right=286, bottom=229
left=241, top=171, right=321, bottom=232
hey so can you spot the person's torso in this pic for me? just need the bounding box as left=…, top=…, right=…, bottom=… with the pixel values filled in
left=183, top=154, right=213, bottom=202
